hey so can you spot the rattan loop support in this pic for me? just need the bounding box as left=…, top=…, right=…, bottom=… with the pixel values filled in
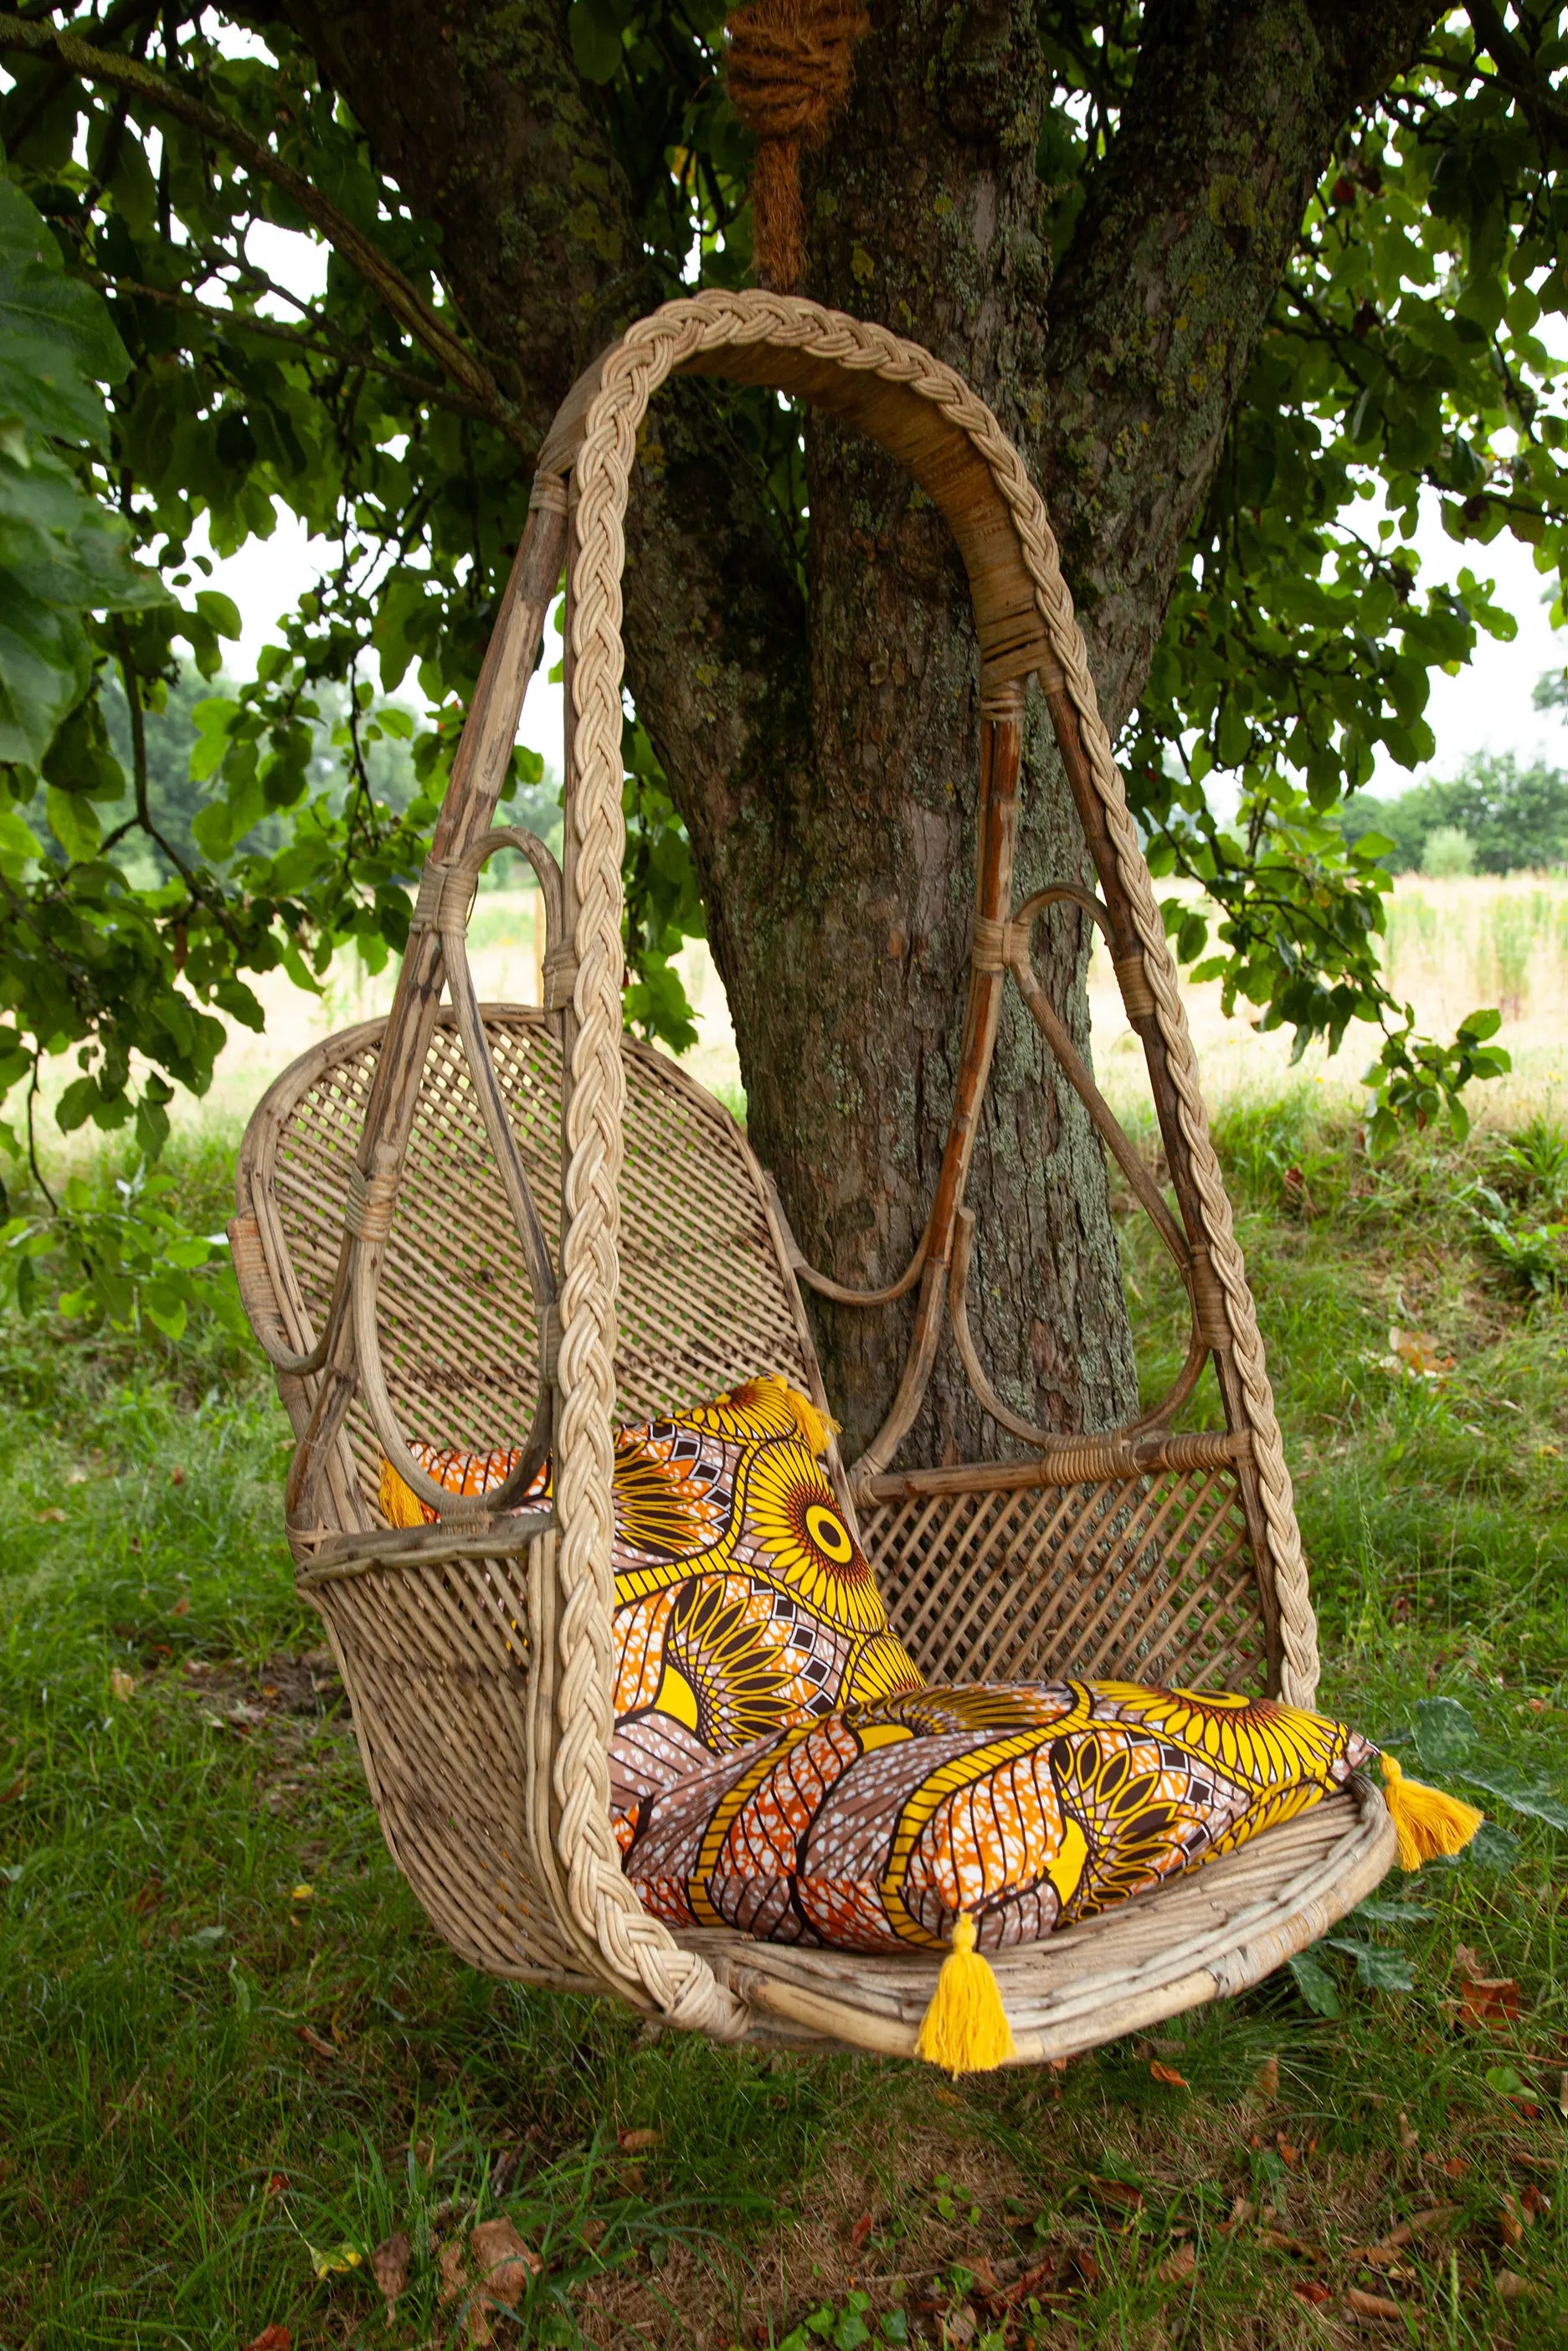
left=970, top=912, right=1012, bottom=974
left=538, top=1300, right=562, bottom=1386
left=542, top=944, right=578, bottom=1014
left=343, top=1164, right=398, bottom=1243
left=1113, top=951, right=1157, bottom=1021
left=529, top=472, right=569, bottom=515
left=439, top=864, right=481, bottom=933
left=409, top=857, right=449, bottom=934
left=1188, top=1245, right=1232, bottom=1350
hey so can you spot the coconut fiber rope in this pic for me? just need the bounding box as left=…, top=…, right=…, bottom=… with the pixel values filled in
left=725, top=0, right=867, bottom=289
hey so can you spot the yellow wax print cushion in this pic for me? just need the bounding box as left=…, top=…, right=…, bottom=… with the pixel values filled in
left=620, top=1679, right=1379, bottom=1953
left=378, top=1374, right=925, bottom=1834
left=382, top=1377, right=1482, bottom=1968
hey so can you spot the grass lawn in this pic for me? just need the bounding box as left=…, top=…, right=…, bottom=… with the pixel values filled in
left=3, top=1093, right=1568, bottom=2348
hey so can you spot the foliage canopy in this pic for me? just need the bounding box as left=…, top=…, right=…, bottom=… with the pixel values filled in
left=2, top=3, right=1568, bottom=1308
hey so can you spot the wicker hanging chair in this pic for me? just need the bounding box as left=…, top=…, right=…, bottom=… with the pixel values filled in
left=230, top=291, right=1396, bottom=2060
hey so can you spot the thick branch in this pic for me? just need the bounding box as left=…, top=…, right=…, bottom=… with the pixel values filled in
left=1038, top=0, right=1443, bottom=731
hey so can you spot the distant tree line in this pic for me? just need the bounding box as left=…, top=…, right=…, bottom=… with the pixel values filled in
left=1338, top=732, right=1568, bottom=877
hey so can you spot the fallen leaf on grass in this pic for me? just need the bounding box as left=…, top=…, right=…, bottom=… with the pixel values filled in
left=109, top=1669, right=136, bottom=1700
left=1276, top=2136, right=1300, bottom=2168
left=306, top=2241, right=361, bottom=2279
left=296, top=2024, right=337, bottom=2060
left=290, top=1883, right=313, bottom=1903
left=36, top=1507, right=64, bottom=1523
left=171, top=1594, right=189, bottom=1616
left=986, top=2253, right=1064, bottom=2310
left=1345, top=2287, right=1404, bottom=2320
left=1261, top=2230, right=1319, bottom=2259
left=242, top=2329, right=291, bottom=2351
left=849, top=2212, right=875, bottom=2254
left=1499, top=2194, right=1532, bottom=2249
left=372, top=2230, right=409, bottom=2313
left=0, top=1776, right=23, bottom=1803
left=470, top=2215, right=542, bottom=2307
left=1454, top=1947, right=1523, bottom=2030
left=1397, top=2111, right=1419, bottom=2152
left=438, top=2240, right=467, bottom=2304
left=1087, top=2176, right=1144, bottom=2215
left=1158, top=2245, right=1196, bottom=2283
left=1217, top=2195, right=1254, bottom=2237
left=1149, top=2059, right=1189, bottom=2088
left=617, top=2126, right=661, bottom=2152
left=1496, top=2269, right=1530, bottom=2302
left=170, top=1466, right=185, bottom=1485
left=1385, top=1327, right=1455, bottom=1381
left=265, top=2172, right=289, bottom=2196
left=1292, top=2281, right=1332, bottom=2307
left=1443, top=2155, right=1469, bottom=2181
left=1254, top=2055, right=1279, bottom=2097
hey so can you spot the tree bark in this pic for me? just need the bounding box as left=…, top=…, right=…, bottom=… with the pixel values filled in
left=285, top=0, right=1437, bottom=1466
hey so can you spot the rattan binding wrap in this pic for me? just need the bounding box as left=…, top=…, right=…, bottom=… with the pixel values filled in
left=232, top=291, right=1394, bottom=2057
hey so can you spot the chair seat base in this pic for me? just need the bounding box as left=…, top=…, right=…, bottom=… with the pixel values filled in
left=680, top=1777, right=1396, bottom=2060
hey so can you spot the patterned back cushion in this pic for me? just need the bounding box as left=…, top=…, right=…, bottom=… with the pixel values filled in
left=380, top=1375, right=924, bottom=1837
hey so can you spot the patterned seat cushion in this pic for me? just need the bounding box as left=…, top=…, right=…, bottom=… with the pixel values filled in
left=620, top=1679, right=1370, bottom=1953
left=382, top=1376, right=1370, bottom=1954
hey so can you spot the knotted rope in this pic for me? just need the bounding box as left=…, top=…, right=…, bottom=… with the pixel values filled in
left=725, top=0, right=867, bottom=289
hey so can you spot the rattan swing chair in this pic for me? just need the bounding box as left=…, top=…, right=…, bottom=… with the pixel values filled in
left=230, top=290, right=1396, bottom=2063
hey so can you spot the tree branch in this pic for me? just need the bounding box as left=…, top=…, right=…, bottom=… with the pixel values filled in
left=1465, top=0, right=1568, bottom=152
left=83, top=270, right=501, bottom=423
left=0, top=10, right=527, bottom=444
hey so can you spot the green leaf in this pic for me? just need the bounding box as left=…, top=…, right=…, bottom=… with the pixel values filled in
left=1325, top=1939, right=1414, bottom=1993
left=1287, top=1950, right=1342, bottom=2017
left=568, top=0, right=624, bottom=81
left=1467, top=1819, right=1522, bottom=1872
left=45, top=782, right=100, bottom=862
left=1411, top=1697, right=1477, bottom=1777
left=1484, top=2064, right=1529, bottom=2101
left=1349, top=1897, right=1433, bottom=1928
left=0, top=179, right=129, bottom=450
left=1456, top=1765, right=1568, bottom=1832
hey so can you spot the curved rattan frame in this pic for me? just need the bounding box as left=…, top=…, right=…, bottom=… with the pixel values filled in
left=232, top=291, right=1395, bottom=2053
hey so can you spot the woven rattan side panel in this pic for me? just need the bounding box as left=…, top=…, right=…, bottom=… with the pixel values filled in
left=864, top=1468, right=1267, bottom=1695
left=268, top=1009, right=814, bottom=1518
left=311, top=1537, right=592, bottom=1984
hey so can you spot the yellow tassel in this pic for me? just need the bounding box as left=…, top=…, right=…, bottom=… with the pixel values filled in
left=781, top=1381, right=841, bottom=1463
left=1380, top=1753, right=1484, bottom=1870
left=378, top=1455, right=427, bottom=1530
left=914, top=1913, right=1017, bottom=2076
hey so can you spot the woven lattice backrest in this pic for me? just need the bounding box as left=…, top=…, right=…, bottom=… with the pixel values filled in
left=863, top=1463, right=1267, bottom=1696
left=256, top=1006, right=815, bottom=1529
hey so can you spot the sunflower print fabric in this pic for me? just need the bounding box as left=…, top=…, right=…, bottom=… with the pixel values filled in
left=620, top=1680, right=1373, bottom=1953
left=379, top=1374, right=924, bottom=1833
left=383, top=1379, right=1372, bottom=1955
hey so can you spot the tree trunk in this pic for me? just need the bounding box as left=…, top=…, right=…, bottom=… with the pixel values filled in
left=288, top=0, right=1437, bottom=1465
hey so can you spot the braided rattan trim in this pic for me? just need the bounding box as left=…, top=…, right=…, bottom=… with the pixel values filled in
left=555, top=290, right=1316, bottom=2024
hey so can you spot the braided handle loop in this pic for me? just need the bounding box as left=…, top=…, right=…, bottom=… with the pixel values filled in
left=541, top=288, right=1318, bottom=2034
